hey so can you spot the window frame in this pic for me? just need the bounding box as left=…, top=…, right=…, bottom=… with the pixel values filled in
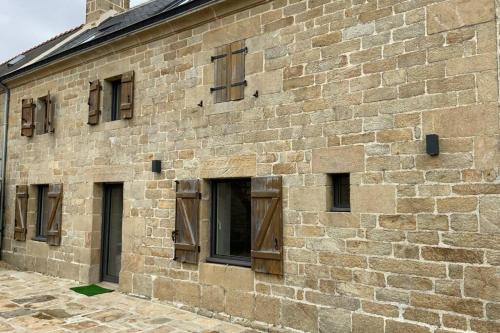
left=36, top=96, right=49, bottom=134
left=33, top=185, right=50, bottom=242
left=110, top=79, right=122, bottom=121
left=207, top=178, right=252, bottom=267
left=332, top=173, right=351, bottom=212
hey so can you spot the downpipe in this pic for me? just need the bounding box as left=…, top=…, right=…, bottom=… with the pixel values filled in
left=0, top=81, right=10, bottom=260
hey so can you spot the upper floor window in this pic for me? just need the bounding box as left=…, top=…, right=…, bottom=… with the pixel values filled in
left=211, top=40, right=247, bottom=103
left=110, top=79, right=122, bottom=121
left=88, top=71, right=134, bottom=125
left=36, top=94, right=55, bottom=134
left=21, top=95, right=54, bottom=137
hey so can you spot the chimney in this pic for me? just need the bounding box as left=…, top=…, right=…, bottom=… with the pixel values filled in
left=86, top=0, right=130, bottom=24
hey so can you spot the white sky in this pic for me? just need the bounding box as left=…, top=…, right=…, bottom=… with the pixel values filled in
left=0, top=0, right=149, bottom=63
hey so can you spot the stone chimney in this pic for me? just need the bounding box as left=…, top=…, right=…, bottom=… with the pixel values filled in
left=86, top=0, right=130, bottom=24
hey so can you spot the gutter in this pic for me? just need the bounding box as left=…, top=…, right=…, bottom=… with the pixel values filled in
left=0, top=0, right=217, bottom=83
left=0, top=81, right=9, bottom=260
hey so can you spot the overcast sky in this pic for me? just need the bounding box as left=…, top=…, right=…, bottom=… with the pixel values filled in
left=0, top=0, right=149, bottom=63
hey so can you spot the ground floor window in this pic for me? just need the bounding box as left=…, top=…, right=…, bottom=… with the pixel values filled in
left=35, top=185, right=49, bottom=241
left=209, top=178, right=251, bottom=266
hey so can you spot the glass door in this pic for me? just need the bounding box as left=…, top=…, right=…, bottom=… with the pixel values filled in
left=101, top=184, right=123, bottom=283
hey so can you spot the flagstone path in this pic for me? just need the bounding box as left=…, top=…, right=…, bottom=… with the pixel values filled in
left=0, top=263, right=258, bottom=332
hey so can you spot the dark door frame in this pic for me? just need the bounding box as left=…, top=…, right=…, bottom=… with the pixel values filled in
left=101, top=183, right=123, bottom=283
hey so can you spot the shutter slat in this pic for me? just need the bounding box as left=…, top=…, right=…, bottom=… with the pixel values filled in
left=21, top=99, right=35, bottom=137
left=251, top=176, right=283, bottom=275
left=230, top=40, right=246, bottom=101
left=120, top=71, right=134, bottom=119
left=88, top=80, right=101, bottom=125
left=14, top=185, right=28, bottom=241
left=46, top=183, right=63, bottom=246
left=213, top=45, right=229, bottom=103
left=174, top=179, right=200, bottom=264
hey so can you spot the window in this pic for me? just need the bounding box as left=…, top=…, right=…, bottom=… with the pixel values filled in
left=332, top=174, right=350, bottom=212
left=99, top=72, right=134, bottom=123
left=211, top=40, right=247, bottom=103
left=110, top=79, right=122, bottom=121
left=35, top=185, right=50, bottom=241
left=209, top=179, right=252, bottom=266
left=36, top=94, right=54, bottom=134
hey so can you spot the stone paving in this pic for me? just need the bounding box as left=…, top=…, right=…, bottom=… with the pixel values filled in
left=0, top=263, right=257, bottom=332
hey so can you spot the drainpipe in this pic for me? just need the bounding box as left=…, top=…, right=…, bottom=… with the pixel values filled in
left=0, top=81, right=10, bottom=260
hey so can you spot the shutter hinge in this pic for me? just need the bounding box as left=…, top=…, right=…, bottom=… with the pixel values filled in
left=210, top=85, right=226, bottom=92
left=171, top=230, right=178, bottom=242
left=198, top=246, right=201, bottom=253
left=232, top=47, right=248, bottom=55
left=231, top=80, right=247, bottom=87
left=210, top=53, right=227, bottom=62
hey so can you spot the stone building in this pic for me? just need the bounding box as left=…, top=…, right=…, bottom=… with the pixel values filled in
left=0, top=0, right=499, bottom=332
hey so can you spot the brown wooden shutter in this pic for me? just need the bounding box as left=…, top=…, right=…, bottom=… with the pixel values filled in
left=88, top=80, right=101, bottom=125
left=251, top=176, right=283, bottom=275
left=173, top=179, right=200, bottom=264
left=46, top=93, right=55, bottom=133
left=120, top=71, right=134, bottom=119
left=21, top=98, right=35, bottom=137
left=14, top=185, right=28, bottom=241
left=229, top=40, right=246, bottom=101
left=46, top=183, right=63, bottom=246
left=212, top=44, right=230, bottom=103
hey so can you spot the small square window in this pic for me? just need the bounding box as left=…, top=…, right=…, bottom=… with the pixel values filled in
left=209, top=179, right=251, bottom=266
left=35, top=185, right=50, bottom=241
left=332, top=174, right=350, bottom=212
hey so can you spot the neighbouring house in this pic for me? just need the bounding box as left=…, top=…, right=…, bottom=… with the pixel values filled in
left=0, top=0, right=499, bottom=332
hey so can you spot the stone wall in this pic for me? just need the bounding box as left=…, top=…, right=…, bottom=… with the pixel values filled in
left=1, top=0, right=500, bottom=332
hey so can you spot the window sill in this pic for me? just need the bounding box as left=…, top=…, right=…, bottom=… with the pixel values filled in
left=31, top=236, right=47, bottom=242
left=206, top=256, right=251, bottom=268
left=331, top=207, right=351, bottom=213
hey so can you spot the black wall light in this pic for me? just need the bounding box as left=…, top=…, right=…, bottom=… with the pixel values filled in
left=426, top=134, right=439, bottom=156
left=152, top=160, right=162, bottom=173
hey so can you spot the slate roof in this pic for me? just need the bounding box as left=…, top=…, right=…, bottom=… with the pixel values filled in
left=0, top=0, right=212, bottom=81
left=0, top=25, right=83, bottom=78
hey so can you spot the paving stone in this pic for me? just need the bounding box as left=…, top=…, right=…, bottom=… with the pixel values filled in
left=0, top=266, right=254, bottom=332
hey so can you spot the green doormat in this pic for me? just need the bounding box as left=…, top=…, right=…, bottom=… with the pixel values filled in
left=70, top=284, right=114, bottom=297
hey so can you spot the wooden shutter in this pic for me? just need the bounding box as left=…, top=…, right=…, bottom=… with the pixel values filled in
left=88, top=80, right=101, bottom=125
left=229, top=40, right=246, bottom=101
left=173, top=179, right=200, bottom=264
left=46, top=183, right=63, bottom=246
left=14, top=185, right=28, bottom=241
left=251, top=176, right=283, bottom=275
left=46, top=93, right=55, bottom=133
left=211, top=41, right=246, bottom=103
left=21, top=99, right=35, bottom=137
left=212, top=44, right=230, bottom=103
left=120, top=71, right=134, bottom=119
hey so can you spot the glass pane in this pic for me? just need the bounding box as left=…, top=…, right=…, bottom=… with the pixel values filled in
left=106, top=185, right=123, bottom=279
left=334, top=174, right=350, bottom=210
left=111, top=81, right=122, bottom=121
left=38, top=186, right=49, bottom=238
left=214, top=180, right=251, bottom=259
